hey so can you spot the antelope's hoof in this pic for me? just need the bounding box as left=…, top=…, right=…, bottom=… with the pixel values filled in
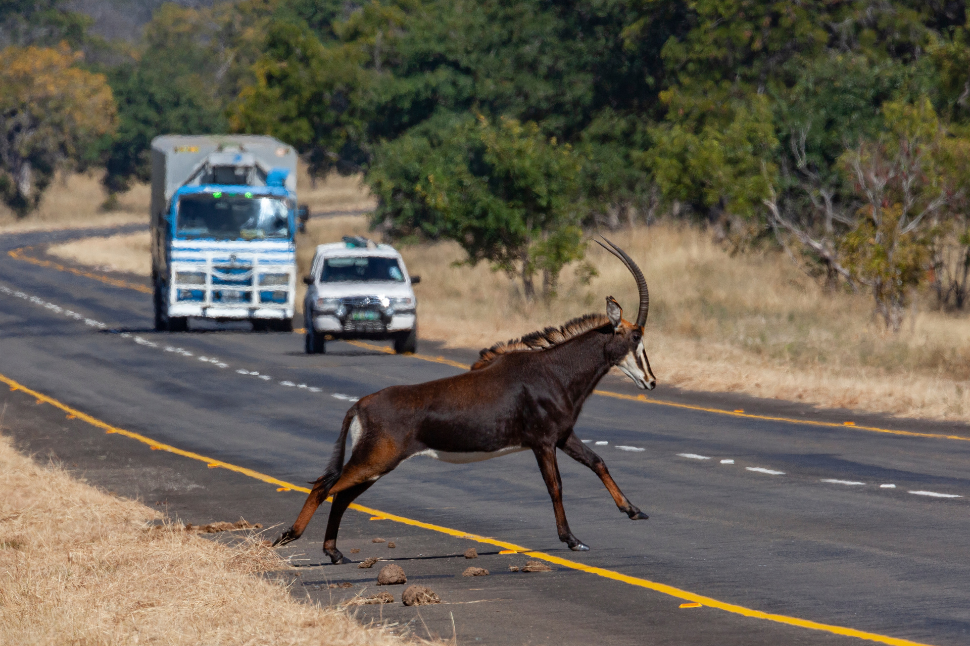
left=628, top=510, right=649, bottom=520
left=272, top=528, right=297, bottom=547
left=324, top=548, right=346, bottom=565
left=569, top=541, right=590, bottom=552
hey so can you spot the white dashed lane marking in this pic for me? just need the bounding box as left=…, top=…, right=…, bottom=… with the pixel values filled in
left=821, top=479, right=866, bottom=486
left=909, top=491, right=962, bottom=498
left=746, top=467, right=786, bottom=475
left=0, top=282, right=358, bottom=403
left=615, top=445, right=645, bottom=452
left=678, top=453, right=710, bottom=460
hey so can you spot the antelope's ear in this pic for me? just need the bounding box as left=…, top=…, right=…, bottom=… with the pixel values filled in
left=606, top=296, right=622, bottom=329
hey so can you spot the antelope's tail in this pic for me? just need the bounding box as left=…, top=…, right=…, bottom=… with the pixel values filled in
left=310, top=405, right=358, bottom=493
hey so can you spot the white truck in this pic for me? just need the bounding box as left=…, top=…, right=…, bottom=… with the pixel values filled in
left=303, top=236, right=420, bottom=354
left=150, top=135, right=298, bottom=332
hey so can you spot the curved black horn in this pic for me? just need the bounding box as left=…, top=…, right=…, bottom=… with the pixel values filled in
left=595, top=236, right=649, bottom=327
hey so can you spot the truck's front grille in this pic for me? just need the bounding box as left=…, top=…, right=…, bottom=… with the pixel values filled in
left=211, top=265, right=254, bottom=287
left=171, top=253, right=293, bottom=310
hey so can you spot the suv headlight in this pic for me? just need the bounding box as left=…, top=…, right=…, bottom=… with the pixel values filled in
left=315, top=297, right=341, bottom=313
left=175, top=271, right=205, bottom=285
left=388, top=296, right=415, bottom=313
left=259, top=273, right=289, bottom=286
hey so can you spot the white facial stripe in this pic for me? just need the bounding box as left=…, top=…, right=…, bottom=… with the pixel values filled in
left=618, top=340, right=655, bottom=389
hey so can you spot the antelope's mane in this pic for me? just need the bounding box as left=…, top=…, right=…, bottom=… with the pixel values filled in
left=471, top=313, right=611, bottom=370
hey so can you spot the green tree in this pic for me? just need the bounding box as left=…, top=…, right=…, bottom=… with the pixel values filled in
left=370, top=115, right=586, bottom=300
left=102, top=4, right=231, bottom=193
left=648, top=88, right=779, bottom=221
left=229, top=14, right=381, bottom=177
left=838, top=98, right=957, bottom=330
left=0, top=44, right=116, bottom=215
left=0, top=0, right=92, bottom=49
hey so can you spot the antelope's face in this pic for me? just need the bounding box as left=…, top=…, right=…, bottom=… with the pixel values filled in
left=617, top=328, right=656, bottom=390
left=606, top=296, right=656, bottom=390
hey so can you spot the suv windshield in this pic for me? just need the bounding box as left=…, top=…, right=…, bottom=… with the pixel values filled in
left=176, top=193, right=291, bottom=240
left=320, top=256, right=405, bottom=282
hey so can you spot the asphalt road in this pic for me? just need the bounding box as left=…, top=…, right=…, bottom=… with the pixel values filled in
left=2, top=226, right=969, bottom=646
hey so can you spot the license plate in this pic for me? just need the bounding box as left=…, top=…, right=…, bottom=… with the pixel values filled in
left=350, top=310, right=380, bottom=321
left=221, top=291, right=245, bottom=303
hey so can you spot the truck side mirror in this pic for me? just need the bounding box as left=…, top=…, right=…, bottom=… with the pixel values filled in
left=302, top=275, right=314, bottom=285
left=410, top=275, right=421, bottom=284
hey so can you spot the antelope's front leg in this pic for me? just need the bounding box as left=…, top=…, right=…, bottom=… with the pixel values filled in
left=532, top=446, right=589, bottom=551
left=561, top=432, right=648, bottom=520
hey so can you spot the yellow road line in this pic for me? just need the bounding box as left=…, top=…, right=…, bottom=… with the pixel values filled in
left=0, top=370, right=937, bottom=646
left=8, top=246, right=152, bottom=294
left=594, top=390, right=970, bottom=443
left=10, top=241, right=968, bottom=444
left=347, top=339, right=469, bottom=369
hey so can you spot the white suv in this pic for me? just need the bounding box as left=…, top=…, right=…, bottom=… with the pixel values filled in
left=303, top=237, right=419, bottom=354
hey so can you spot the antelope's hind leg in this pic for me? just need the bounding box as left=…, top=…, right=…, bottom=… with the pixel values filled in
left=561, top=432, right=648, bottom=520
left=322, top=481, right=375, bottom=564
left=533, top=445, right=589, bottom=551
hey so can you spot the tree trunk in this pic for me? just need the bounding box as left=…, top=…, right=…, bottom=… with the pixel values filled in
left=541, top=268, right=558, bottom=299
left=521, top=270, right=536, bottom=301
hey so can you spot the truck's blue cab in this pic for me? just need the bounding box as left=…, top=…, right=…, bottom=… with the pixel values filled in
left=150, top=136, right=298, bottom=331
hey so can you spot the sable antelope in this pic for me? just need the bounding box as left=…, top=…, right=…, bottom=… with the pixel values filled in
left=273, top=238, right=656, bottom=562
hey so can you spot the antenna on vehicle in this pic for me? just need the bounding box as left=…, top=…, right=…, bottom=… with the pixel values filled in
left=342, top=235, right=377, bottom=249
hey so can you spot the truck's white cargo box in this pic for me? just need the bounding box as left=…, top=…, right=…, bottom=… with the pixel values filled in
left=150, top=135, right=297, bottom=223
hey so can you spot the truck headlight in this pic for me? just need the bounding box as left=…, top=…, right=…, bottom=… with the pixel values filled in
left=315, top=297, right=341, bottom=313
left=259, top=274, right=289, bottom=286
left=175, top=271, right=205, bottom=285
left=389, top=296, right=414, bottom=310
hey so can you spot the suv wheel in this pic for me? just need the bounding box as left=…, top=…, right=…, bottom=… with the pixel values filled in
left=304, top=313, right=325, bottom=354
left=305, top=328, right=325, bottom=354
left=393, top=326, right=417, bottom=354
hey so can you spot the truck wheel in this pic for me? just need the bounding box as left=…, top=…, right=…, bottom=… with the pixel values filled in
left=393, top=326, right=417, bottom=354
left=305, top=327, right=325, bottom=354
left=153, top=281, right=167, bottom=332
left=271, top=319, right=294, bottom=333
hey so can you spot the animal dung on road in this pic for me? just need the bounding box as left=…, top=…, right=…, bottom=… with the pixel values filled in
left=387, top=542, right=395, bottom=548
left=358, top=557, right=381, bottom=568
left=184, top=519, right=262, bottom=533
left=464, top=547, right=478, bottom=559
left=350, top=548, right=360, bottom=554
left=521, top=560, right=553, bottom=573
left=377, top=564, right=407, bottom=585
left=508, top=565, right=520, bottom=572
left=402, top=585, right=440, bottom=606
left=462, top=566, right=489, bottom=577
left=345, top=592, right=394, bottom=606
left=328, top=582, right=354, bottom=589
left=372, top=537, right=386, bottom=543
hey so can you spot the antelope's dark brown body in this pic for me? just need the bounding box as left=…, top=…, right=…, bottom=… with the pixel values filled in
left=273, top=239, right=657, bottom=562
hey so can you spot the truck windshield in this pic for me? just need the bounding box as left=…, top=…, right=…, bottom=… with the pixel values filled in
left=176, top=193, right=291, bottom=240
left=320, top=256, right=405, bottom=282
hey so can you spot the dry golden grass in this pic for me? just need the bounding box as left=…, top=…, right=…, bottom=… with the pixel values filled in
left=297, top=168, right=377, bottom=215
left=47, top=230, right=152, bottom=275
left=39, top=175, right=970, bottom=422
left=0, top=171, right=147, bottom=233
left=0, top=431, right=418, bottom=646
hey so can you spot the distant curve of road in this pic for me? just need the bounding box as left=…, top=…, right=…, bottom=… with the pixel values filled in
left=2, top=224, right=969, bottom=646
